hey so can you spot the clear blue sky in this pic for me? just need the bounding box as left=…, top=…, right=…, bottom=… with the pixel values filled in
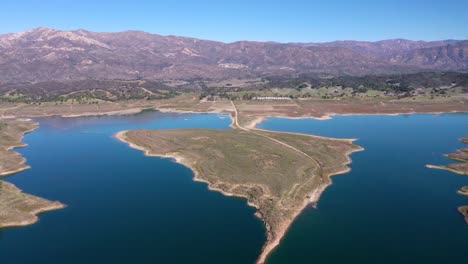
left=1, top=0, right=467, bottom=42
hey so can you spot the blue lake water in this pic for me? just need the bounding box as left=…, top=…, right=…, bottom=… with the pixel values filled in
left=260, top=114, right=468, bottom=263
left=1, top=111, right=467, bottom=264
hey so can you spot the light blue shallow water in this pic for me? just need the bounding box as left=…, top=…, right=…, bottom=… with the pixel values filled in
left=0, top=112, right=467, bottom=264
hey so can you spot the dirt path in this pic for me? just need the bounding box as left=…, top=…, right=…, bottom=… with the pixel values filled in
left=230, top=101, right=323, bottom=176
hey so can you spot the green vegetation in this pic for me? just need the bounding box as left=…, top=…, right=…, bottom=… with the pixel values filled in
left=199, top=72, right=468, bottom=101
left=1, top=72, right=466, bottom=104
left=0, top=79, right=180, bottom=104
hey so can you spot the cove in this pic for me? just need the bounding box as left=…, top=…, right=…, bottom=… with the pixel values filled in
left=0, top=111, right=265, bottom=264
left=1, top=112, right=467, bottom=264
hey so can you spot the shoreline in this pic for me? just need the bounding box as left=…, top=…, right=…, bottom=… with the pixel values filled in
left=256, top=147, right=362, bottom=264
left=0, top=119, right=65, bottom=228
left=243, top=110, right=466, bottom=130
left=0, top=119, right=38, bottom=178
left=426, top=164, right=468, bottom=175
left=0, top=203, right=65, bottom=228
left=2, top=102, right=466, bottom=121
left=0, top=165, right=31, bottom=177
left=115, top=128, right=363, bottom=264
left=457, top=187, right=468, bottom=196
left=0, top=182, right=65, bottom=228
left=3, top=103, right=466, bottom=255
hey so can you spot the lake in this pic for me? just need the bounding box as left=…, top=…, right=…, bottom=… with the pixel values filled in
left=260, top=114, right=468, bottom=263
left=1, top=111, right=467, bottom=264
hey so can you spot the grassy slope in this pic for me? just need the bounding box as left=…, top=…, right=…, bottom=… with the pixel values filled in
left=0, top=118, right=63, bottom=228
left=121, top=127, right=361, bottom=263
left=0, top=119, right=37, bottom=175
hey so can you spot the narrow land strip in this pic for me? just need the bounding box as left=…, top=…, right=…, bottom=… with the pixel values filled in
left=116, top=105, right=363, bottom=264
left=427, top=137, right=468, bottom=224
left=0, top=118, right=64, bottom=228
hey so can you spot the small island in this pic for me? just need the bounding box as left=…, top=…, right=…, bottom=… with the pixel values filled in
left=117, top=102, right=363, bottom=264
left=0, top=118, right=64, bottom=228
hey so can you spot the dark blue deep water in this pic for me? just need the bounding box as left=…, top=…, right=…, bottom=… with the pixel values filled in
left=1, top=112, right=467, bottom=264
left=260, top=114, right=468, bottom=264
left=0, top=111, right=264, bottom=264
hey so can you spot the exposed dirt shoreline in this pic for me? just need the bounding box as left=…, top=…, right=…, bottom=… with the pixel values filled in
left=256, top=145, right=363, bottom=264
left=426, top=164, right=468, bottom=175
left=0, top=119, right=65, bottom=228
left=242, top=110, right=466, bottom=129
left=458, top=186, right=468, bottom=196
left=2, top=102, right=465, bottom=258
left=114, top=102, right=468, bottom=264
left=2, top=102, right=467, bottom=122
left=0, top=119, right=37, bottom=177
left=0, top=182, right=65, bottom=228
left=115, top=121, right=363, bottom=264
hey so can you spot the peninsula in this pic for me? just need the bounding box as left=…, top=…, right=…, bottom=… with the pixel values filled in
left=458, top=186, right=468, bottom=196
left=426, top=139, right=468, bottom=175
left=116, top=101, right=363, bottom=264
left=427, top=137, right=468, bottom=224
left=0, top=118, right=64, bottom=228
left=426, top=163, right=468, bottom=175
left=459, top=206, right=468, bottom=224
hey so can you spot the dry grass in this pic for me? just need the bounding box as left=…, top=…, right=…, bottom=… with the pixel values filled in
left=0, top=119, right=38, bottom=176
left=0, top=118, right=64, bottom=228
left=427, top=138, right=468, bottom=225
left=119, top=126, right=362, bottom=263
left=2, top=95, right=466, bottom=120
left=231, top=98, right=468, bottom=128
left=427, top=139, right=468, bottom=176
left=0, top=181, right=63, bottom=228
left=458, top=206, right=468, bottom=224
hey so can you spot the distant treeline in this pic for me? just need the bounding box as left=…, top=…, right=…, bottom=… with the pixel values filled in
left=0, top=79, right=179, bottom=103
left=264, top=72, right=468, bottom=92
left=198, top=72, right=468, bottom=100
left=1, top=72, right=467, bottom=103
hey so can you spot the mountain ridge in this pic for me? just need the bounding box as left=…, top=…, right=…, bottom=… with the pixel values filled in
left=0, top=27, right=466, bottom=82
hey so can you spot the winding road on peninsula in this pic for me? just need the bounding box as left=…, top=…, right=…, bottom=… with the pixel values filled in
left=230, top=101, right=323, bottom=177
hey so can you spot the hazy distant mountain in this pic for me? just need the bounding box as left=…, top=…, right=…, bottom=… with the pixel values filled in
left=0, top=28, right=466, bottom=82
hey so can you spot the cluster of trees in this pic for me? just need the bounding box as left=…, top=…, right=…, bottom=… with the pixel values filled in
left=264, top=72, right=468, bottom=93
left=0, top=79, right=180, bottom=103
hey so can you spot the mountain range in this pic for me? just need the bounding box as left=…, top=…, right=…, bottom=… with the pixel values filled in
left=0, top=27, right=467, bottom=83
